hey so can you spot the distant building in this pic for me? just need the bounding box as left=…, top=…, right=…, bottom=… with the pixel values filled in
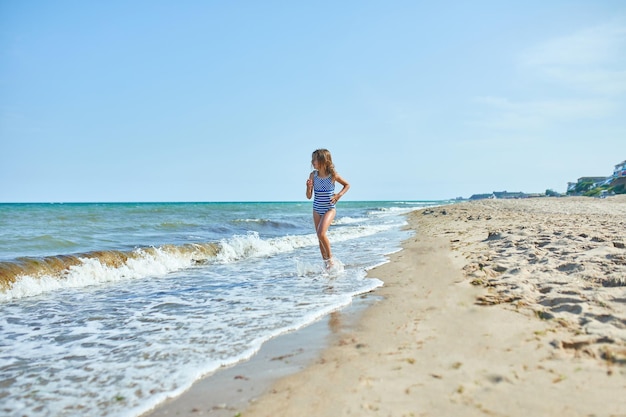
left=492, top=191, right=526, bottom=199
left=578, top=177, right=608, bottom=186
left=613, top=160, right=626, bottom=179
left=566, top=159, right=626, bottom=195
left=567, top=177, right=607, bottom=195
left=610, top=160, right=626, bottom=188
left=469, top=191, right=528, bottom=200
left=469, top=193, right=494, bottom=200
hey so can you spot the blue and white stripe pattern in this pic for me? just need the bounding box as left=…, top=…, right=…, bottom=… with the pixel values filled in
left=313, top=171, right=335, bottom=215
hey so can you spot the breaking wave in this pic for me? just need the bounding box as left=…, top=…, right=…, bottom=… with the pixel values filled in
left=0, top=223, right=393, bottom=302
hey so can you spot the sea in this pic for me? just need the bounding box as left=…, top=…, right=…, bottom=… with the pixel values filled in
left=0, top=200, right=448, bottom=417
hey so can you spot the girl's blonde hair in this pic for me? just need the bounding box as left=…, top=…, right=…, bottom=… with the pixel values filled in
left=312, top=149, right=336, bottom=180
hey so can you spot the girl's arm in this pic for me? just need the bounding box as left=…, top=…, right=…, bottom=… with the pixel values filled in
left=306, top=172, right=314, bottom=200
left=331, top=174, right=350, bottom=204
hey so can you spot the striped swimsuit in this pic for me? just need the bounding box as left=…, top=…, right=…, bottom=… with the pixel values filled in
left=313, top=171, right=335, bottom=215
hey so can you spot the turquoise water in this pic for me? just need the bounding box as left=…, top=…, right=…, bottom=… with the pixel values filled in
left=0, top=201, right=448, bottom=417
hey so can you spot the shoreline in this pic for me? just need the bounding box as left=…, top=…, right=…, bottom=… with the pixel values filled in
left=147, top=196, right=626, bottom=416
left=143, top=291, right=380, bottom=417
left=242, top=196, right=626, bottom=416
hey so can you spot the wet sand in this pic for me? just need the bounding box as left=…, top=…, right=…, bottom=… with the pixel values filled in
left=143, top=294, right=378, bottom=417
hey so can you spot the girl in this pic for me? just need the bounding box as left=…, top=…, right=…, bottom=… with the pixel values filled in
left=305, top=149, right=350, bottom=267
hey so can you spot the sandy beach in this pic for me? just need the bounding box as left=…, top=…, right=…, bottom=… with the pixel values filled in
left=149, top=196, right=626, bottom=417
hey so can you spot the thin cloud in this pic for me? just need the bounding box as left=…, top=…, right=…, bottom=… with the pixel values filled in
left=471, top=96, right=615, bottom=130
left=520, top=19, right=626, bottom=95
left=472, top=19, right=625, bottom=131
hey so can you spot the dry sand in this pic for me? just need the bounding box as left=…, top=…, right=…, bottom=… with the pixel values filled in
left=149, top=196, right=626, bottom=417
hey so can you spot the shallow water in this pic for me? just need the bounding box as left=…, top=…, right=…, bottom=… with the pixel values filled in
left=0, top=201, right=448, bottom=417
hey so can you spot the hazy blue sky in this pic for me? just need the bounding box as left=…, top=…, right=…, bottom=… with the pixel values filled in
left=1, top=1, right=625, bottom=202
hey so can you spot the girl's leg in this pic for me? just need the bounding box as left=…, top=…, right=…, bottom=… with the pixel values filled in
left=312, top=211, right=328, bottom=259
left=316, top=209, right=336, bottom=262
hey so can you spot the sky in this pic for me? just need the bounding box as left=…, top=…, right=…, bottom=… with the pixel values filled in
left=1, top=1, right=625, bottom=202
